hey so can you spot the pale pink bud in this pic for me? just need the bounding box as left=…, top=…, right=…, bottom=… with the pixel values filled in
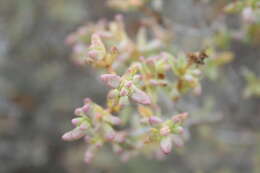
left=175, top=126, right=184, bottom=135
left=71, top=118, right=81, bottom=126
left=82, top=104, right=90, bottom=114
left=105, top=115, right=122, bottom=125
left=79, top=123, right=88, bottom=131
left=62, top=128, right=85, bottom=141
left=113, top=144, right=124, bottom=154
left=131, top=87, right=151, bottom=105
left=87, top=50, right=98, bottom=59
left=83, top=98, right=91, bottom=104
left=172, top=112, right=189, bottom=124
left=160, top=126, right=171, bottom=136
left=172, top=135, right=184, bottom=147
left=120, top=88, right=128, bottom=96
left=148, top=116, right=162, bottom=125
left=100, top=74, right=121, bottom=88
left=125, top=81, right=133, bottom=88
left=74, top=108, right=82, bottom=116
left=105, top=130, right=116, bottom=141
left=84, top=150, right=94, bottom=164
left=160, top=136, right=172, bottom=155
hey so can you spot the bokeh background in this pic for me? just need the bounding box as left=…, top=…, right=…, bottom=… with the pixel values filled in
left=0, top=0, right=259, bottom=173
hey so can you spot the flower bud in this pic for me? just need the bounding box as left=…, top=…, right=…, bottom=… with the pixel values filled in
left=131, top=87, right=151, bottom=105
left=100, top=74, right=121, bottom=88
left=175, top=126, right=184, bottom=135
left=120, top=88, right=128, bottom=96
left=172, top=135, right=184, bottom=147
left=79, top=123, right=88, bottom=131
left=148, top=116, right=162, bottom=125
left=71, top=118, right=82, bottom=126
left=172, top=112, right=189, bottom=124
left=160, top=136, right=172, bottom=155
left=62, top=128, right=85, bottom=141
left=74, top=108, right=82, bottom=116
left=105, top=115, right=122, bottom=125
left=82, top=104, right=90, bottom=114
left=160, top=126, right=171, bottom=136
left=84, top=150, right=94, bottom=164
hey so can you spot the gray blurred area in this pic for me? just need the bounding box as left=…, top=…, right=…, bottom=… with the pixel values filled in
left=0, top=0, right=259, bottom=173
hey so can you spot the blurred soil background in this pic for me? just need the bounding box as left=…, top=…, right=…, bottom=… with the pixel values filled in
left=0, top=0, right=259, bottom=173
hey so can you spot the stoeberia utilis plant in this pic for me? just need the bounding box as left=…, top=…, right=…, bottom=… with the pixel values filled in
left=62, top=0, right=213, bottom=163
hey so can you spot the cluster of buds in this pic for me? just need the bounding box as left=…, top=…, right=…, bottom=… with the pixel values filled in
left=63, top=0, right=214, bottom=164
left=66, top=14, right=172, bottom=69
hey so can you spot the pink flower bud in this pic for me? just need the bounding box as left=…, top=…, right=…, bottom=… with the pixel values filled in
left=100, top=74, right=121, bottom=88
left=160, top=136, right=172, bottom=155
left=87, top=50, right=98, bottom=59
left=74, top=108, right=82, bottom=116
left=148, top=116, right=162, bottom=125
left=82, top=104, right=90, bottom=114
left=105, top=130, right=116, bottom=141
left=83, top=98, right=91, bottom=104
left=84, top=150, right=94, bottom=164
left=175, top=126, right=184, bottom=135
left=79, top=123, right=88, bottom=131
left=120, top=88, right=128, bottom=96
left=131, top=87, right=151, bottom=105
left=160, top=126, right=171, bottom=136
left=125, top=81, right=133, bottom=88
left=172, top=135, right=184, bottom=147
left=71, top=118, right=81, bottom=126
left=105, top=115, right=122, bottom=125
left=172, top=112, right=189, bottom=124
left=62, top=128, right=85, bottom=141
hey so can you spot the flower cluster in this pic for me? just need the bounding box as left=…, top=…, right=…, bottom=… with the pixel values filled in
left=63, top=0, right=212, bottom=163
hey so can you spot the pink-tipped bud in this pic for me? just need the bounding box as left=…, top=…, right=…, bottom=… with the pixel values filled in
left=83, top=98, right=91, bottom=104
left=74, top=108, right=82, bottom=116
left=175, top=126, right=184, bottom=135
left=105, top=116, right=122, bottom=125
left=160, top=126, right=171, bottom=136
left=172, top=135, right=184, bottom=147
left=105, top=130, right=116, bottom=141
left=131, top=87, right=151, bottom=105
left=87, top=50, right=98, bottom=59
left=120, top=88, right=128, bottom=96
left=160, top=136, right=172, bottom=155
left=79, top=123, right=88, bottom=131
left=62, top=128, right=85, bottom=141
left=71, top=118, right=81, bottom=126
left=82, top=104, right=90, bottom=114
left=125, top=81, right=133, bottom=88
left=100, top=74, right=121, bottom=88
left=84, top=150, right=94, bottom=164
left=172, top=112, right=189, bottom=124
left=149, top=116, right=162, bottom=125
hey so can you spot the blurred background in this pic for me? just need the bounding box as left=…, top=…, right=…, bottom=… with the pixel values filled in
left=0, top=0, right=259, bottom=173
